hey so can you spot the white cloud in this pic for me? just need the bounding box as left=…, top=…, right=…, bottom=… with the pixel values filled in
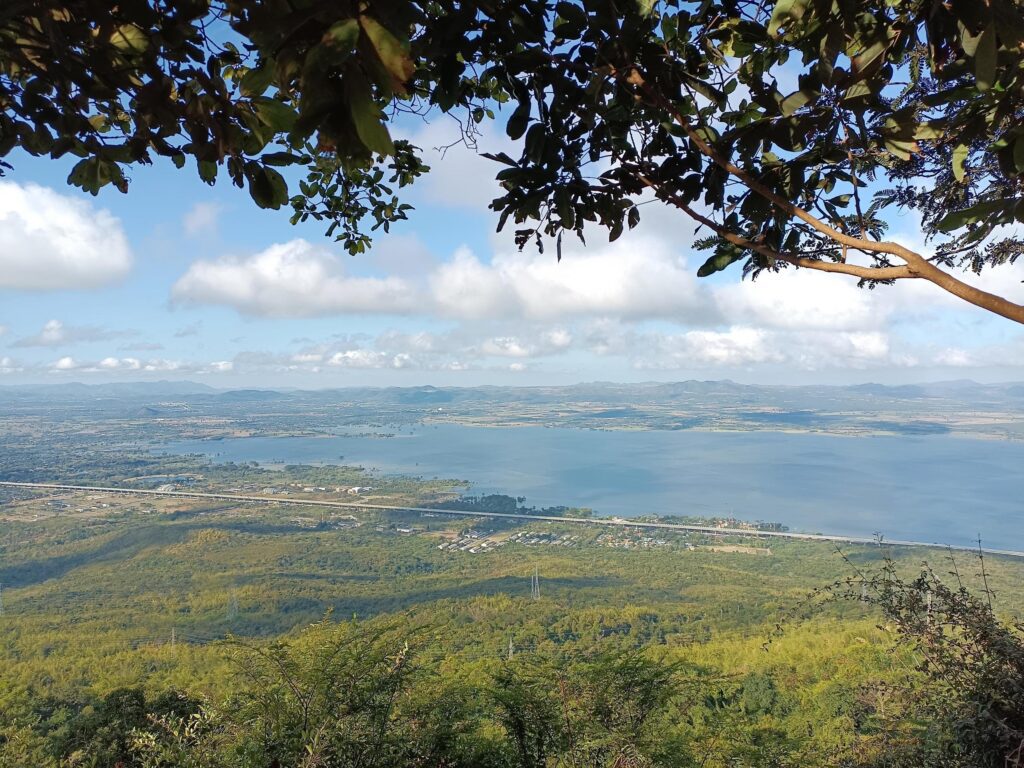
left=43, top=355, right=235, bottom=375
left=172, top=240, right=420, bottom=317
left=12, top=319, right=131, bottom=348
left=406, top=119, right=509, bottom=209
left=0, top=182, right=132, bottom=290
left=934, top=347, right=974, bottom=367
left=714, top=270, right=886, bottom=331
left=327, top=349, right=409, bottom=369
left=0, top=356, right=21, bottom=374
left=183, top=202, right=222, bottom=237
left=98, top=356, right=141, bottom=370
left=430, top=237, right=718, bottom=323
left=153, top=194, right=1024, bottom=381
left=633, top=327, right=783, bottom=369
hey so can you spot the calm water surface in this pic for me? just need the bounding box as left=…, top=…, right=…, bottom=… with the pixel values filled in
left=162, top=425, right=1024, bottom=549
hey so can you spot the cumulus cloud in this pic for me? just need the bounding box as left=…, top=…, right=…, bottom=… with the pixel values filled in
left=98, top=356, right=141, bottom=370
left=0, top=182, right=132, bottom=290
left=405, top=119, right=509, bottom=209
left=713, top=271, right=887, bottom=331
left=156, top=192, right=1024, bottom=380
left=578, top=320, right=918, bottom=372
left=172, top=240, right=420, bottom=317
left=169, top=210, right=997, bottom=335
left=46, top=355, right=233, bottom=374
left=12, top=319, right=132, bottom=348
left=928, top=336, right=1024, bottom=369
left=183, top=202, right=222, bottom=237
left=631, top=327, right=784, bottom=369
left=430, top=237, right=718, bottom=323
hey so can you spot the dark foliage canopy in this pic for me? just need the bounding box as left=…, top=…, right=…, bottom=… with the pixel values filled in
left=4, top=0, right=1024, bottom=321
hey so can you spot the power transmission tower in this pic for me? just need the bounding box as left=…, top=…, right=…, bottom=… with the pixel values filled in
left=0, top=583, right=4, bottom=617
left=531, top=567, right=540, bottom=600
left=507, top=636, right=514, bottom=661
left=171, top=628, right=176, bottom=648
left=227, top=591, right=239, bottom=621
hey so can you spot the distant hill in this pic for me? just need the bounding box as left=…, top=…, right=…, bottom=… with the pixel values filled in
left=216, top=389, right=287, bottom=402
left=3, top=378, right=1023, bottom=412
left=0, top=380, right=218, bottom=400
left=845, top=383, right=928, bottom=398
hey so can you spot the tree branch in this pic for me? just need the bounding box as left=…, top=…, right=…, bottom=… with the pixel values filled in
left=639, top=176, right=915, bottom=280
left=626, top=70, right=1024, bottom=324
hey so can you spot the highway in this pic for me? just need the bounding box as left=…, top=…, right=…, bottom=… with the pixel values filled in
left=3, top=480, right=1022, bottom=559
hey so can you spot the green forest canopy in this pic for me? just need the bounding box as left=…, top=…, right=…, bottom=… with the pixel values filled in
left=3, top=0, right=1024, bottom=322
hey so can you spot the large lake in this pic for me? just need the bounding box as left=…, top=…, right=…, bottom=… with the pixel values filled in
left=163, top=425, right=1024, bottom=550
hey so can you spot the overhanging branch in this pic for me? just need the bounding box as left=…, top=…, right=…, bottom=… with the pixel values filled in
left=625, top=70, right=1024, bottom=324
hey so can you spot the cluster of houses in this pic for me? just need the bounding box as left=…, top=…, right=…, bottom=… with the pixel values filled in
left=436, top=529, right=503, bottom=553
left=596, top=531, right=692, bottom=550
left=506, top=531, right=580, bottom=547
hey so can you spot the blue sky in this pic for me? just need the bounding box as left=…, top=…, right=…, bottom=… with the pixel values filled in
left=1, top=116, right=1023, bottom=388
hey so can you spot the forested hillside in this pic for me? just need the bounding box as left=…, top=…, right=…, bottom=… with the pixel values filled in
left=2, top=478, right=1023, bottom=766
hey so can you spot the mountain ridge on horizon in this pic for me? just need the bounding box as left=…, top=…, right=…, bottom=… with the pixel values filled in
left=1, top=377, right=1022, bottom=402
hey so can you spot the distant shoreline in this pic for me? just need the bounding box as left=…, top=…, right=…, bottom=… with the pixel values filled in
left=4, top=480, right=1022, bottom=560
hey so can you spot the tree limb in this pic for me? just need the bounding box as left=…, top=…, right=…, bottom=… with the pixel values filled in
left=627, top=70, right=1024, bottom=324
left=638, top=176, right=915, bottom=280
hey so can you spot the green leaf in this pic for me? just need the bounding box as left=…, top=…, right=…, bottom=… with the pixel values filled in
left=697, top=244, right=745, bottom=277
left=555, top=2, right=587, bottom=27
left=952, top=143, right=968, bottom=182
left=524, top=123, right=545, bottom=163
left=506, top=101, right=530, bottom=141
left=974, top=23, right=997, bottom=91
left=249, top=166, right=289, bottom=209
left=779, top=88, right=814, bottom=117
left=345, top=74, right=395, bottom=156
left=842, top=81, right=873, bottom=102
left=262, top=151, right=300, bottom=167
left=67, top=157, right=121, bottom=194
left=240, top=61, right=275, bottom=97
left=252, top=98, right=297, bottom=133
left=913, top=121, right=943, bottom=141
left=935, top=200, right=1008, bottom=232
left=359, top=15, right=414, bottom=93
left=197, top=159, right=217, bottom=184
left=637, top=0, right=656, bottom=17
left=324, top=18, right=360, bottom=50
left=110, top=24, right=148, bottom=54
left=961, top=26, right=984, bottom=57
left=1014, top=136, right=1024, bottom=172
left=768, top=0, right=807, bottom=37
left=883, top=137, right=918, bottom=161
left=684, top=75, right=727, bottom=108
